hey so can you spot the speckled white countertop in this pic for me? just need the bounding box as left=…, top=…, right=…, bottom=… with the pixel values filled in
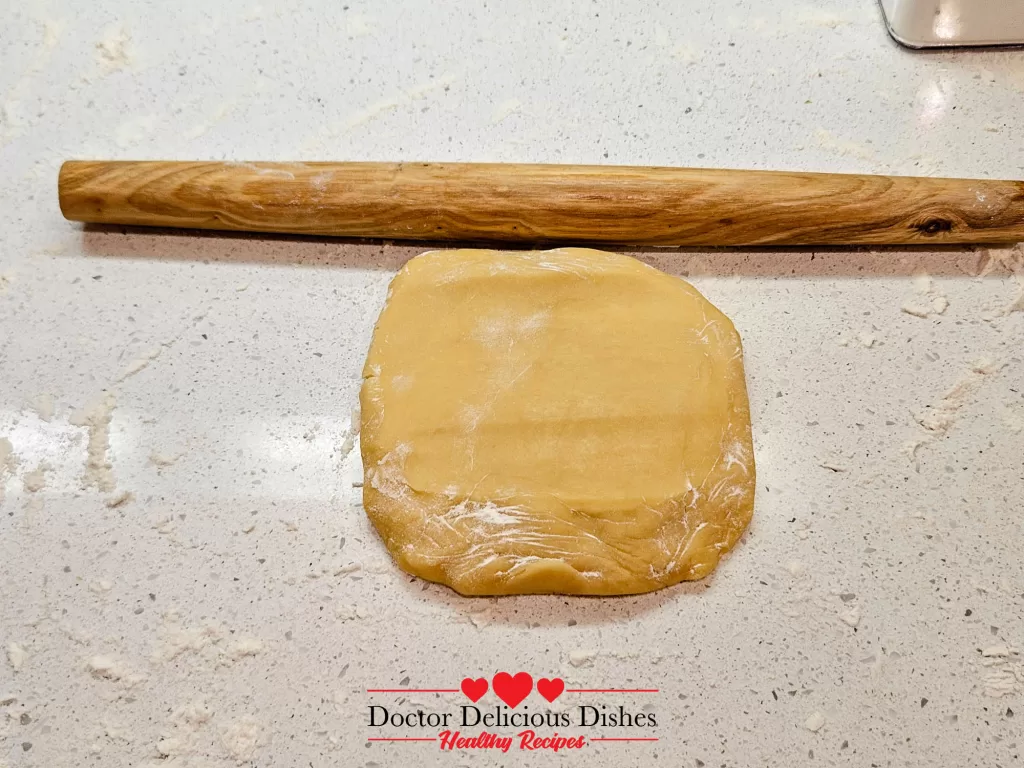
left=1, top=1, right=1023, bottom=766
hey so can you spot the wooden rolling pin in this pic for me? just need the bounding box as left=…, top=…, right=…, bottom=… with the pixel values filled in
left=58, top=160, right=1024, bottom=246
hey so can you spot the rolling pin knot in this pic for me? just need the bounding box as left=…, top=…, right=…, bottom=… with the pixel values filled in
left=914, top=217, right=954, bottom=236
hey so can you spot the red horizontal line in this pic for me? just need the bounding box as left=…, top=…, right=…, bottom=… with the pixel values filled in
left=590, top=737, right=660, bottom=742
left=367, top=737, right=437, bottom=742
left=366, top=689, right=459, bottom=693
left=566, top=689, right=660, bottom=693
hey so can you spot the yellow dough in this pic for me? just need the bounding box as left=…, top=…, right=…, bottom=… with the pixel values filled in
left=360, top=248, right=754, bottom=596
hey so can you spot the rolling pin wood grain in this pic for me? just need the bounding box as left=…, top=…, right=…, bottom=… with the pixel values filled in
left=58, top=160, right=1024, bottom=246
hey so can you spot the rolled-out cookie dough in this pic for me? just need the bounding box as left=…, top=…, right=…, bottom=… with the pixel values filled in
left=360, top=248, right=754, bottom=596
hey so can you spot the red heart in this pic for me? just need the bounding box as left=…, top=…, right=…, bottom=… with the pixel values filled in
left=491, top=672, right=533, bottom=708
left=536, top=677, right=565, bottom=703
left=461, top=677, right=488, bottom=703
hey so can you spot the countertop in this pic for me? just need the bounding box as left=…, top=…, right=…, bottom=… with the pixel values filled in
left=1, top=1, right=1023, bottom=766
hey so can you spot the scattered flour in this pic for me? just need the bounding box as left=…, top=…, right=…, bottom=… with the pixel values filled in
left=901, top=437, right=928, bottom=467
left=978, top=247, right=1024, bottom=319
left=86, top=654, right=145, bottom=685
left=491, top=99, right=523, bottom=124
left=29, top=393, right=55, bottom=421
left=839, top=604, right=861, bottom=627
left=785, top=560, right=807, bottom=577
left=154, top=735, right=188, bottom=757
left=446, top=500, right=523, bottom=527
left=149, top=698, right=216, bottom=760
left=116, top=346, right=163, bottom=382
left=346, top=98, right=400, bottom=129
left=224, top=637, right=264, bottom=661
left=115, top=114, right=158, bottom=148
left=913, top=357, right=1004, bottom=437
left=978, top=645, right=1023, bottom=698
left=814, top=128, right=874, bottom=161
left=43, top=19, right=65, bottom=49
left=1003, top=405, right=1024, bottom=434
left=69, top=393, right=117, bottom=492
left=982, top=644, right=1015, bottom=657
left=102, top=717, right=132, bottom=742
left=59, top=623, right=93, bottom=646
left=89, top=579, right=113, bottom=593
left=221, top=716, right=264, bottom=761
left=306, top=72, right=456, bottom=139
left=804, top=710, right=826, bottom=732
left=367, top=442, right=412, bottom=501
left=105, top=490, right=134, bottom=508
left=154, top=615, right=224, bottom=662
left=22, top=462, right=48, bottom=493
left=148, top=450, right=181, bottom=467
left=905, top=356, right=1005, bottom=468
left=569, top=649, right=597, bottom=667
left=404, top=73, right=458, bottom=100
left=335, top=604, right=369, bottom=621
left=170, top=698, right=214, bottom=727
left=7, top=642, right=28, bottom=671
left=22, top=495, right=44, bottom=521
left=154, top=618, right=262, bottom=671
left=154, top=515, right=175, bottom=534
left=999, top=286, right=1024, bottom=317
left=0, top=438, right=14, bottom=468
left=0, top=437, right=18, bottom=501
left=224, top=162, right=295, bottom=179
left=901, top=275, right=949, bottom=319
left=465, top=603, right=491, bottom=629
left=95, top=25, right=133, bottom=74
left=185, top=101, right=238, bottom=140
left=976, top=246, right=1023, bottom=279
left=338, top=406, right=360, bottom=459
